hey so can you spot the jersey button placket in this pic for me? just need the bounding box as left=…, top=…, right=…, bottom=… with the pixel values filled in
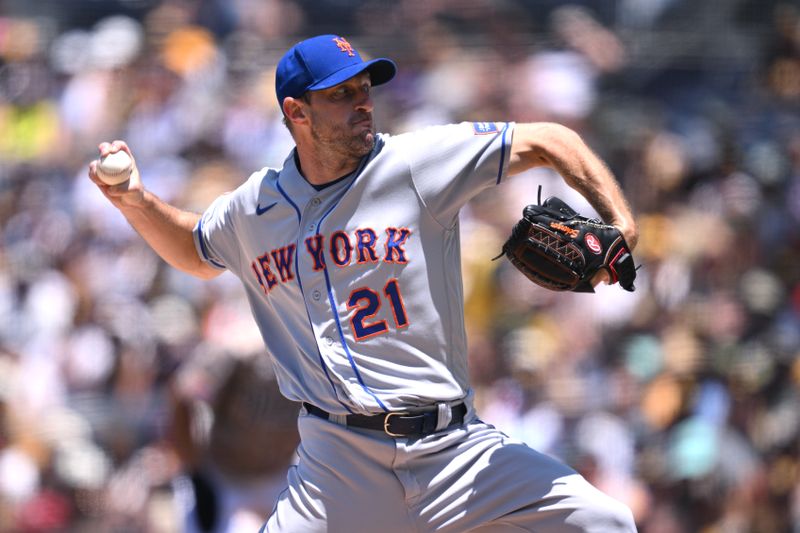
left=312, top=289, right=321, bottom=301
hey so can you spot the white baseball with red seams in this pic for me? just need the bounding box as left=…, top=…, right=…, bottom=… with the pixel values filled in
left=96, top=151, right=133, bottom=185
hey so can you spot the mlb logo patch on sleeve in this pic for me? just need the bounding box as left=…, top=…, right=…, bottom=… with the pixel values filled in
left=472, top=122, right=498, bottom=135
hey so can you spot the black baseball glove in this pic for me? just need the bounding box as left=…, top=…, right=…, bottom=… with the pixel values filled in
left=495, top=191, right=637, bottom=293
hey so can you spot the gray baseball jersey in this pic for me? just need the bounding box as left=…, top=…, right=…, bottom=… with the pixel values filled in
left=194, top=121, right=512, bottom=415
left=193, top=121, right=638, bottom=533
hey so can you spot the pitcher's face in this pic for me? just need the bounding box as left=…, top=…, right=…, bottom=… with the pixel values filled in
left=305, top=72, right=375, bottom=159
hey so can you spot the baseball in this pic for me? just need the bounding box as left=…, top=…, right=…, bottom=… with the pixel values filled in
left=96, top=151, right=133, bottom=185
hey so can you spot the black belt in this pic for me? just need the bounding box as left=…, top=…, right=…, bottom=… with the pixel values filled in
left=303, top=402, right=467, bottom=438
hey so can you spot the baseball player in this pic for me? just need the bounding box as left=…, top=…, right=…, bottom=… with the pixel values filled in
left=89, top=35, right=639, bottom=532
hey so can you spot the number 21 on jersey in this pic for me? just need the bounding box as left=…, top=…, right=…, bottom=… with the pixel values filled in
left=347, top=278, right=408, bottom=341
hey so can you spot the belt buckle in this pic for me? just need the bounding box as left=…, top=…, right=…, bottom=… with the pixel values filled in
left=383, top=412, right=406, bottom=437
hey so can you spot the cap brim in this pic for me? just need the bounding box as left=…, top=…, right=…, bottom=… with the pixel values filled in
left=307, top=58, right=397, bottom=92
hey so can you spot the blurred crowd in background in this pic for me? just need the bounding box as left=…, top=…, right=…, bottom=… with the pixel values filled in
left=0, top=0, right=799, bottom=531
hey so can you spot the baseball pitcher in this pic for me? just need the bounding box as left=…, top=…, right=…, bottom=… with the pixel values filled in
left=89, top=34, right=639, bottom=533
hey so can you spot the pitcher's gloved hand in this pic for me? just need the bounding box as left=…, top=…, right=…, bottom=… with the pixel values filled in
left=495, top=192, right=637, bottom=293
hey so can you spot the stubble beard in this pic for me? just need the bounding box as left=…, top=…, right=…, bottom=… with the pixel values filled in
left=310, top=112, right=375, bottom=162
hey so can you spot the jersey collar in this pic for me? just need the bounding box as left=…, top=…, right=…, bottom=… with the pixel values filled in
left=278, top=136, right=385, bottom=201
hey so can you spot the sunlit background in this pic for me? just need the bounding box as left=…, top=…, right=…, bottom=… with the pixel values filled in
left=0, top=0, right=799, bottom=531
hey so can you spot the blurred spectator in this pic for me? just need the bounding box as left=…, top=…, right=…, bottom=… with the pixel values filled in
left=169, top=347, right=299, bottom=533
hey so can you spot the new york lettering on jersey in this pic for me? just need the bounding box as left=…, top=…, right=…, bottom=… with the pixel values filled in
left=250, top=226, right=412, bottom=296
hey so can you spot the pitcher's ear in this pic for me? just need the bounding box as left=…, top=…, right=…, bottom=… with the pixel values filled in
left=283, top=96, right=308, bottom=125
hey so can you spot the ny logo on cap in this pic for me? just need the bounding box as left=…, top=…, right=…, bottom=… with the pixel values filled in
left=333, top=37, right=355, bottom=57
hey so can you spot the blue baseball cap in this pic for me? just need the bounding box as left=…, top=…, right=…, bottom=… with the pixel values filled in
left=275, top=34, right=397, bottom=108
